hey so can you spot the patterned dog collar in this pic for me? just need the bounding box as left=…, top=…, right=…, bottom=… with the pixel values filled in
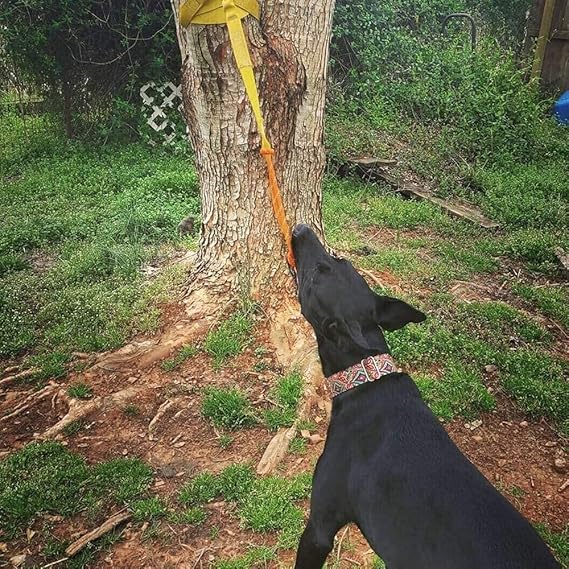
left=325, top=354, right=399, bottom=398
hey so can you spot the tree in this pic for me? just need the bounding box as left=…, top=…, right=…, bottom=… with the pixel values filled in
left=0, top=0, right=178, bottom=137
left=171, top=0, right=335, bottom=297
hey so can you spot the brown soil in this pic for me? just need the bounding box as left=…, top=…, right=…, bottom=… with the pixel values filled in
left=1, top=258, right=568, bottom=568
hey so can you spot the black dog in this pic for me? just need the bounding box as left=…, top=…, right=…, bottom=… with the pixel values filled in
left=292, top=224, right=559, bottom=569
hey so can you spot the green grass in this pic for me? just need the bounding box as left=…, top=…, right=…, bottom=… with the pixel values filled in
left=512, top=283, right=569, bottom=329
left=215, top=546, right=276, bottom=569
left=536, top=525, right=569, bottom=568
left=161, top=344, right=198, bottom=372
left=178, top=464, right=311, bottom=550
left=67, top=382, right=93, bottom=399
left=416, top=365, right=496, bottom=421
left=131, top=497, right=169, bottom=522
left=204, top=310, right=254, bottom=367
left=0, top=442, right=153, bottom=539
left=202, top=387, right=257, bottom=430
left=264, top=370, right=303, bottom=430
left=0, top=113, right=197, bottom=376
left=172, top=506, right=208, bottom=525
left=63, top=419, right=86, bottom=437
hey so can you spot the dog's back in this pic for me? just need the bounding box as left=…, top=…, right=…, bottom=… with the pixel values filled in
left=318, top=374, right=560, bottom=569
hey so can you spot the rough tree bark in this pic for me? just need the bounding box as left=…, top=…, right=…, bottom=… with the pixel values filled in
left=171, top=0, right=335, bottom=297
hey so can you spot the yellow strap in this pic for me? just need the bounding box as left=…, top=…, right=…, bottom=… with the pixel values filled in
left=179, top=0, right=295, bottom=268
left=180, top=0, right=260, bottom=26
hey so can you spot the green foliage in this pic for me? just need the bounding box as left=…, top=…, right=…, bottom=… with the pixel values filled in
left=416, top=365, right=495, bottom=421
left=131, top=497, right=169, bottom=522
left=499, top=351, right=569, bottom=433
left=0, top=0, right=178, bottom=136
left=264, top=370, right=303, bottom=430
left=87, top=458, right=153, bottom=509
left=179, top=472, right=221, bottom=506
left=202, top=387, right=256, bottom=430
left=63, top=420, right=86, bottom=437
left=0, top=114, right=197, bottom=375
left=171, top=506, right=208, bottom=525
left=0, top=443, right=153, bottom=539
left=204, top=311, right=254, bottom=367
left=178, top=465, right=310, bottom=550
left=217, top=463, right=256, bottom=502
left=513, top=283, right=569, bottom=329
left=535, top=524, right=569, bottom=568
left=67, top=382, right=93, bottom=400
left=215, top=546, right=276, bottom=569
left=239, top=473, right=311, bottom=533
left=161, top=344, right=199, bottom=372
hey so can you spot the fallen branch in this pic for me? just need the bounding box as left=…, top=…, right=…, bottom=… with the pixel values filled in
left=0, top=384, right=56, bottom=422
left=65, top=511, right=131, bottom=557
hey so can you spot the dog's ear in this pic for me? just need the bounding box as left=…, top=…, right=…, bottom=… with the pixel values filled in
left=321, top=318, right=368, bottom=351
left=374, top=295, right=426, bottom=331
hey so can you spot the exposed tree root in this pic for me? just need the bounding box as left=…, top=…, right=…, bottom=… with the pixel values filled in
left=257, top=298, right=325, bottom=474
left=94, top=289, right=218, bottom=373
left=65, top=511, right=132, bottom=557
left=39, top=387, right=143, bottom=440
left=0, top=368, right=38, bottom=390
left=148, top=400, right=176, bottom=441
left=0, top=383, right=57, bottom=423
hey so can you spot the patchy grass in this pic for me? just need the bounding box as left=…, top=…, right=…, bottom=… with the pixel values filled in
left=67, top=382, right=93, bottom=399
left=512, top=283, right=569, bottom=329
left=178, top=465, right=310, bottom=550
left=215, top=546, right=276, bottom=569
left=536, top=525, right=569, bottom=568
left=416, top=365, right=495, bottom=421
left=205, top=310, right=254, bottom=367
left=161, top=344, right=198, bottom=372
left=201, top=387, right=257, bottom=430
left=0, top=442, right=153, bottom=539
left=264, top=370, right=303, bottom=431
left=131, top=497, right=169, bottom=522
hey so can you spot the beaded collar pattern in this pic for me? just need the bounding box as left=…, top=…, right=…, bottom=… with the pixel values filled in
left=325, top=354, right=398, bottom=398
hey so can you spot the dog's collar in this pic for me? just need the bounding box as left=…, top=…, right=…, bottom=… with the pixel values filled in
left=325, top=354, right=399, bottom=398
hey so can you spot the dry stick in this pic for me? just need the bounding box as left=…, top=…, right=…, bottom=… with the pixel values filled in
left=40, top=558, right=69, bottom=568
left=559, top=479, right=569, bottom=493
left=336, top=526, right=350, bottom=567
left=65, top=511, right=132, bottom=557
left=191, top=547, right=210, bottom=569
left=0, top=385, right=56, bottom=422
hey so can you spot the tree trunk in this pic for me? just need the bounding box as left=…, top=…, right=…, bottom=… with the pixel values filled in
left=172, top=0, right=334, bottom=297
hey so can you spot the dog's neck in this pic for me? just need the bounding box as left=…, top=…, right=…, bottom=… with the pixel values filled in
left=317, top=327, right=390, bottom=377
left=324, top=353, right=398, bottom=398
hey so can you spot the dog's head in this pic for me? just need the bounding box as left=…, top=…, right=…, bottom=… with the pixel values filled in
left=292, top=224, right=425, bottom=372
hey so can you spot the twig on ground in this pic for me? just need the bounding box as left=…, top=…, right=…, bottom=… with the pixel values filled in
left=40, top=558, right=69, bottom=568
left=65, top=511, right=131, bottom=557
left=558, top=479, right=569, bottom=493
left=191, top=547, right=210, bottom=569
left=336, top=526, right=350, bottom=567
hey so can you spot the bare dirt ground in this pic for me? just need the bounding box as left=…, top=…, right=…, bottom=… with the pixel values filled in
left=1, top=254, right=568, bottom=568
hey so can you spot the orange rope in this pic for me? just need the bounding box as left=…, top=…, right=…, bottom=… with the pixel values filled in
left=260, top=147, right=296, bottom=269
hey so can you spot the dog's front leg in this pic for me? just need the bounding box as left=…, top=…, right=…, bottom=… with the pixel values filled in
left=294, top=519, right=337, bottom=569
